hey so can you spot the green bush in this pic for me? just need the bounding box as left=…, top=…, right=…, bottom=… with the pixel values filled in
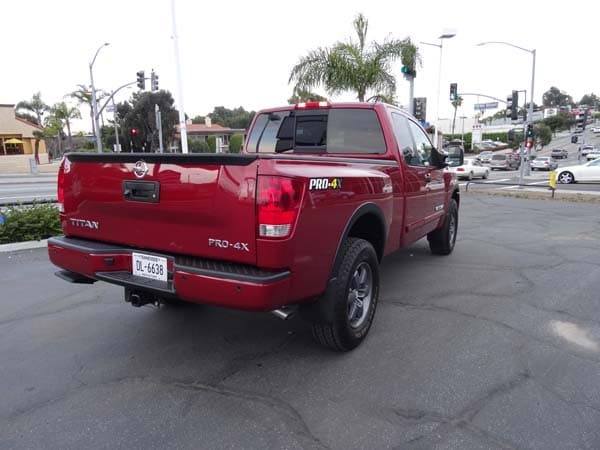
left=229, top=134, right=243, bottom=153
left=0, top=204, right=61, bottom=244
left=482, top=132, right=508, bottom=143
left=207, top=135, right=216, bottom=152
left=188, top=138, right=211, bottom=153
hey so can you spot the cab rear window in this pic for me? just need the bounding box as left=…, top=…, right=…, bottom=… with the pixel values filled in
left=246, top=108, right=386, bottom=154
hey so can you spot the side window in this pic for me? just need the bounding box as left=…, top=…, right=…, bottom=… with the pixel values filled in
left=390, top=113, right=416, bottom=164
left=407, top=120, right=434, bottom=166
left=245, top=112, right=291, bottom=153
left=327, top=109, right=386, bottom=154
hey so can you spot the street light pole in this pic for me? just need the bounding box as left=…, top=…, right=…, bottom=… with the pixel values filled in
left=421, top=31, right=455, bottom=148
left=477, top=41, right=536, bottom=185
left=89, top=43, right=110, bottom=153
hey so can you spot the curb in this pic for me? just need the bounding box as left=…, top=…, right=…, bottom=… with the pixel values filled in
left=0, top=239, right=48, bottom=253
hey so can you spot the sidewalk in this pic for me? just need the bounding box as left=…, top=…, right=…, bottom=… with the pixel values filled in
left=0, top=155, right=60, bottom=176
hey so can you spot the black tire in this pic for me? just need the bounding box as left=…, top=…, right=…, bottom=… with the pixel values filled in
left=558, top=171, right=575, bottom=184
left=427, top=199, right=458, bottom=255
left=467, top=171, right=473, bottom=181
left=310, top=238, right=379, bottom=352
left=482, top=170, right=489, bottom=179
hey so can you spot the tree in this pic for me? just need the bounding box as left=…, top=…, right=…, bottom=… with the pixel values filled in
left=16, top=92, right=49, bottom=126
left=287, top=88, right=328, bottom=104
left=32, top=130, right=45, bottom=164
left=543, top=113, right=571, bottom=134
left=207, top=106, right=255, bottom=129
left=191, top=115, right=206, bottom=124
left=534, top=123, right=552, bottom=149
left=43, top=115, right=64, bottom=156
left=542, top=87, right=573, bottom=108
left=118, top=91, right=179, bottom=152
left=579, top=93, right=599, bottom=108
left=68, top=84, right=109, bottom=135
left=451, top=96, right=463, bottom=134
left=51, top=102, right=81, bottom=151
left=229, top=134, right=243, bottom=153
left=289, top=13, right=419, bottom=102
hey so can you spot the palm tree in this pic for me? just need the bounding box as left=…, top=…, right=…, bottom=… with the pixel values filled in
left=451, top=96, right=463, bottom=134
left=32, top=130, right=45, bottom=164
left=51, top=102, right=82, bottom=151
left=16, top=92, right=50, bottom=126
left=289, top=13, right=420, bottom=102
left=68, top=84, right=107, bottom=135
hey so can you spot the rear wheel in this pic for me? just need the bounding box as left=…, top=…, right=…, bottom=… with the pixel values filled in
left=558, top=171, right=575, bottom=184
left=428, top=199, right=458, bottom=255
left=310, top=238, right=379, bottom=352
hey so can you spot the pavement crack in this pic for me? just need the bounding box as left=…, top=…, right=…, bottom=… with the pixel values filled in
left=383, top=300, right=600, bottom=364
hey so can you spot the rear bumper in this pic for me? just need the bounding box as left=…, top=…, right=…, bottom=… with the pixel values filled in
left=47, top=236, right=292, bottom=311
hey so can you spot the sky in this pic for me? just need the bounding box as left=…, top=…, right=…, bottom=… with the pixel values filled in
left=2, top=0, right=599, bottom=133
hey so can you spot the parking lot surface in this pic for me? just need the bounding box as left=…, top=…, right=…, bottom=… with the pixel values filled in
left=1, top=194, right=600, bottom=449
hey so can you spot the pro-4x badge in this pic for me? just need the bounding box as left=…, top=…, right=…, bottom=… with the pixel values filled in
left=309, top=178, right=342, bottom=190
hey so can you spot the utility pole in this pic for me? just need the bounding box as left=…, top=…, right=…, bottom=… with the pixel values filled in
left=171, top=0, right=188, bottom=153
left=155, top=104, right=164, bottom=153
left=111, top=93, right=120, bottom=152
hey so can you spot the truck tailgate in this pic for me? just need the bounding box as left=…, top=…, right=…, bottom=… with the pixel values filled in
left=61, top=153, right=259, bottom=265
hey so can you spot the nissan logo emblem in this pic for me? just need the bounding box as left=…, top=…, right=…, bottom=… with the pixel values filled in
left=133, top=160, right=148, bottom=178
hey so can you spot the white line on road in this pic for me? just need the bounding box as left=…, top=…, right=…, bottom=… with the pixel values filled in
left=484, top=178, right=510, bottom=183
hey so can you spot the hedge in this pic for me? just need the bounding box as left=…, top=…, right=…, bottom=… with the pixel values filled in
left=0, top=204, right=61, bottom=244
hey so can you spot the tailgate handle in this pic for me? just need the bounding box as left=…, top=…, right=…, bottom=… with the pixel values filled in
left=123, top=180, right=160, bottom=203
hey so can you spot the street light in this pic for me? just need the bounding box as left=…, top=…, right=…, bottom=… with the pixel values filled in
left=420, top=30, right=456, bottom=148
left=89, top=42, right=110, bottom=153
left=477, top=41, right=536, bottom=185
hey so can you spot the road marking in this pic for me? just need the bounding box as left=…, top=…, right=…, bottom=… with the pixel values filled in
left=528, top=181, right=549, bottom=185
left=0, top=195, right=57, bottom=201
left=484, top=178, right=510, bottom=183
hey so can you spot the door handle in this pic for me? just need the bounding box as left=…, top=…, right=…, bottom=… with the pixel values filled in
left=424, top=173, right=431, bottom=182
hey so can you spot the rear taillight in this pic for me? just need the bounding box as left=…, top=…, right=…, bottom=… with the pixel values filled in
left=57, top=158, right=67, bottom=213
left=456, top=168, right=464, bottom=171
left=257, top=176, right=304, bottom=238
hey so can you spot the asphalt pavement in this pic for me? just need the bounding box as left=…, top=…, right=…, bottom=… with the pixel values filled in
left=0, top=174, right=57, bottom=204
left=1, top=194, right=600, bottom=449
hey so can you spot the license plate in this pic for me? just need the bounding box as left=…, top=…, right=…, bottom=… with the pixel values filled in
left=132, top=252, right=168, bottom=282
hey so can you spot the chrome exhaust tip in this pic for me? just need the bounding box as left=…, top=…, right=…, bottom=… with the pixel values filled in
left=271, top=307, right=296, bottom=320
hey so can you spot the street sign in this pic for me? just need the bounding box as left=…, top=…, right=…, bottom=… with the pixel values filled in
left=473, top=102, right=499, bottom=111
left=106, top=104, right=115, bottom=113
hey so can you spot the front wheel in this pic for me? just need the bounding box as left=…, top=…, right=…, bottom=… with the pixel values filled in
left=558, top=171, right=575, bottom=184
left=482, top=170, right=489, bottom=179
left=310, top=238, right=379, bottom=352
left=428, top=199, right=458, bottom=255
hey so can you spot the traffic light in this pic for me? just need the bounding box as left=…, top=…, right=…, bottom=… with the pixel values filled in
left=150, top=70, right=159, bottom=91
left=130, top=128, right=139, bottom=136
left=507, top=129, right=515, bottom=142
left=449, top=83, right=457, bottom=101
left=511, top=90, right=519, bottom=120
left=506, top=90, right=519, bottom=120
left=136, top=70, right=145, bottom=90
left=571, top=135, right=578, bottom=144
left=401, top=65, right=416, bottom=78
left=525, top=123, right=534, bottom=149
left=413, top=97, right=427, bottom=122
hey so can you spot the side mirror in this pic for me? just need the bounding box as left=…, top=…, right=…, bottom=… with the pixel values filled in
left=438, top=145, right=464, bottom=168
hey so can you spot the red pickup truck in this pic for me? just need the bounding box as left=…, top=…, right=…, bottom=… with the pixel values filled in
left=48, top=102, right=463, bottom=351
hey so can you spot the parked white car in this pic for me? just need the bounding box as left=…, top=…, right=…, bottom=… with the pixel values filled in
left=557, top=159, right=600, bottom=183
left=586, top=151, right=600, bottom=161
left=447, top=158, right=490, bottom=180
